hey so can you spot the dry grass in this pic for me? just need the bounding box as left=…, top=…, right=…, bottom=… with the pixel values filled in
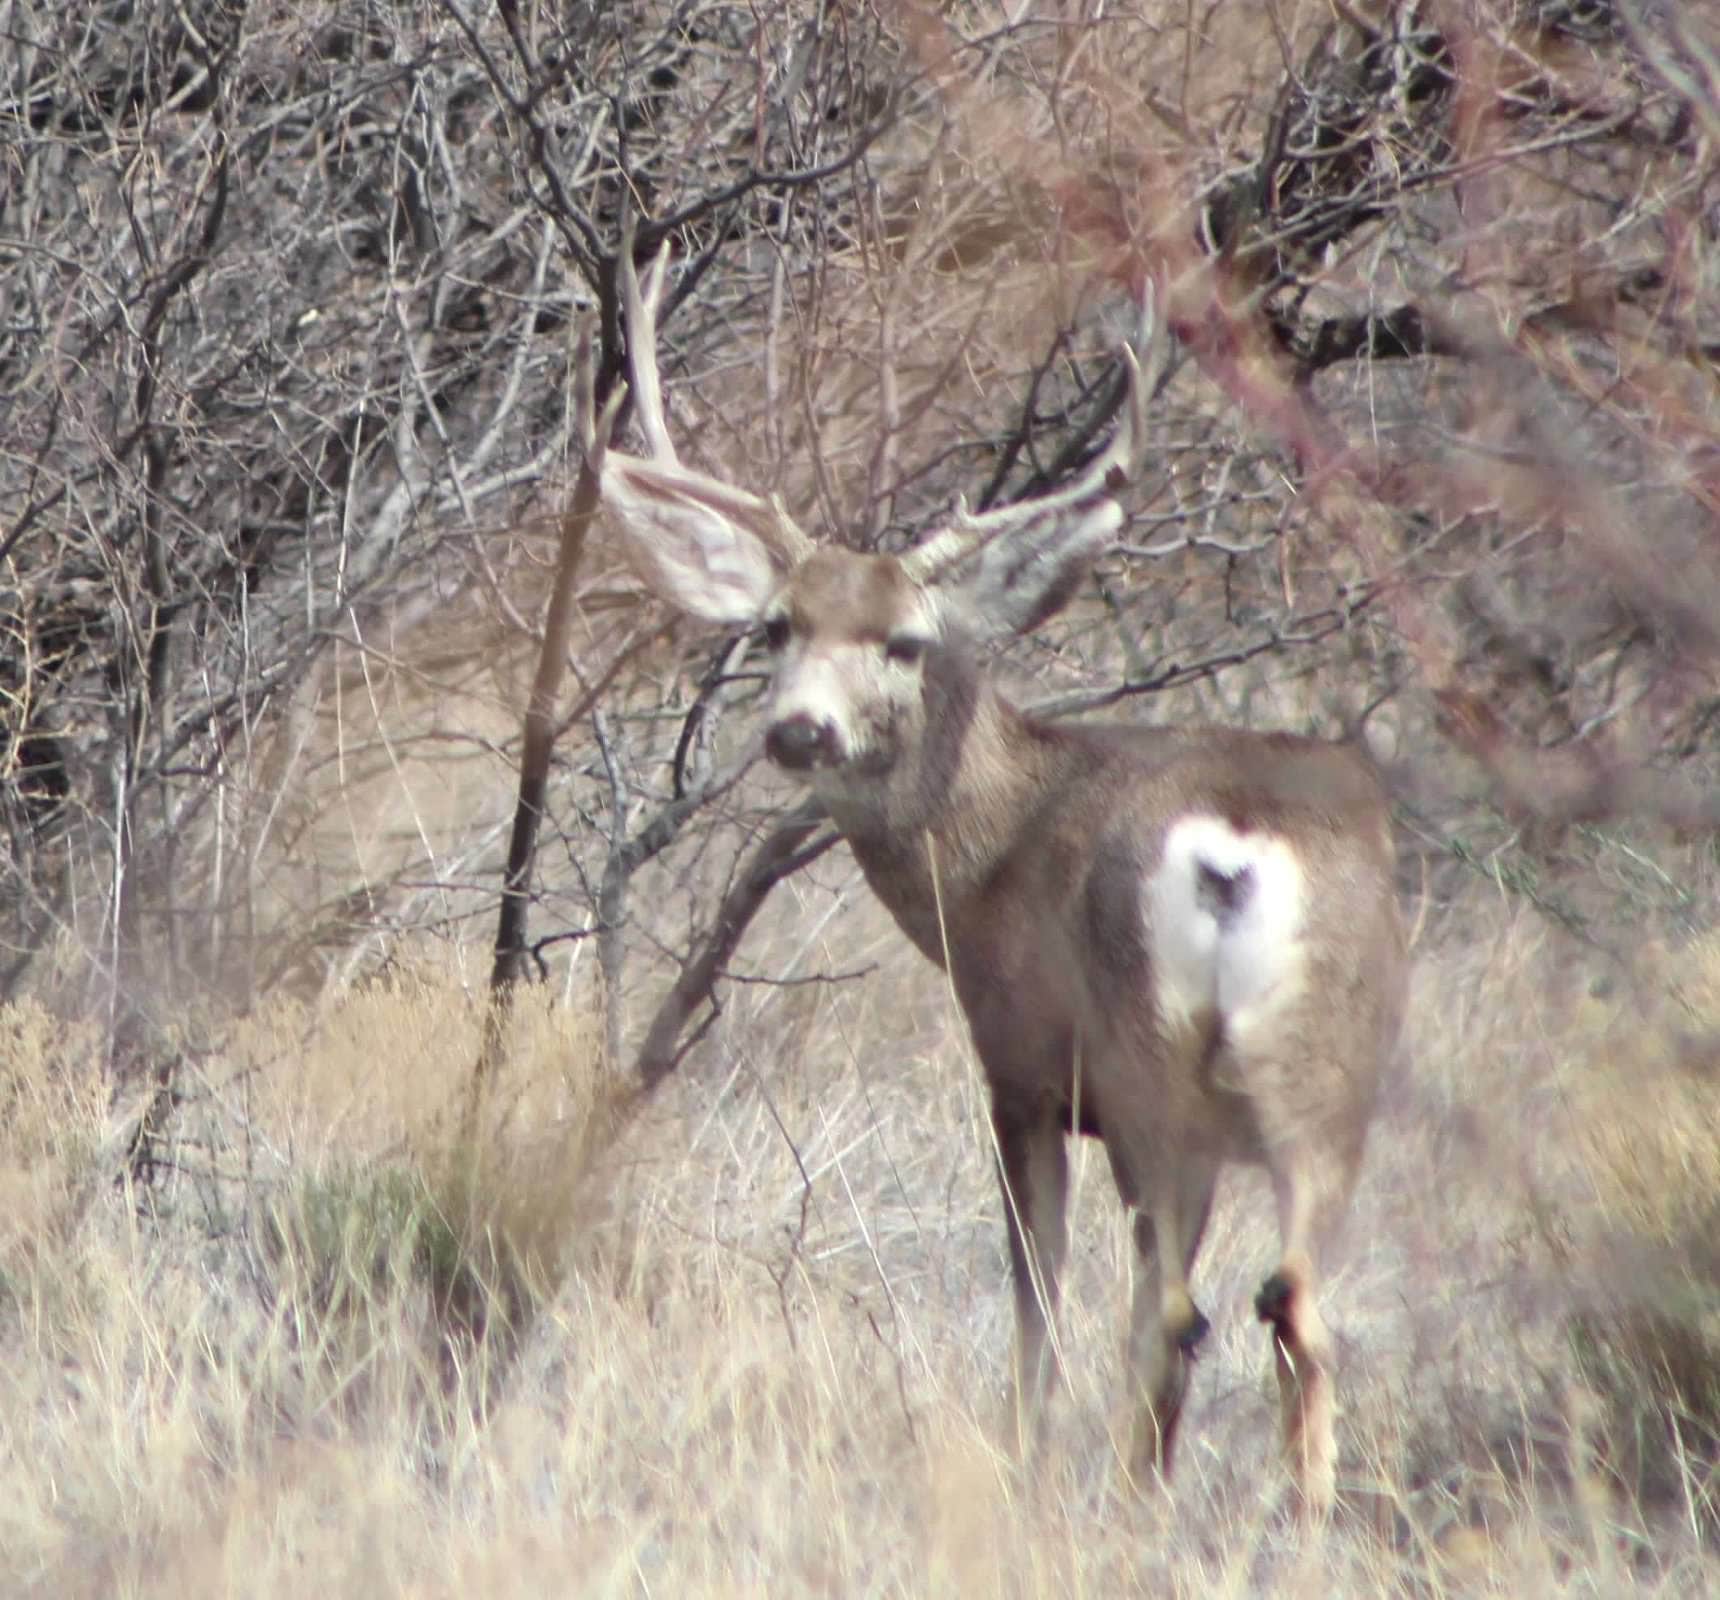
left=1547, top=938, right=1720, bottom=1526
left=3, top=889, right=1719, bottom=1596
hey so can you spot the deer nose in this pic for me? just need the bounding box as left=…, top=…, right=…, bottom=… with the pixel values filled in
left=766, top=713, right=837, bottom=771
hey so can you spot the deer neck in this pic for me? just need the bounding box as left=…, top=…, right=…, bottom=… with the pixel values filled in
left=812, top=650, right=1057, bottom=966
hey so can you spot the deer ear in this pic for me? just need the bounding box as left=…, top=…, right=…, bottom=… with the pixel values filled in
left=606, top=457, right=782, bottom=627
left=583, top=235, right=810, bottom=629
left=924, top=491, right=1124, bottom=641
left=903, top=297, right=1162, bottom=641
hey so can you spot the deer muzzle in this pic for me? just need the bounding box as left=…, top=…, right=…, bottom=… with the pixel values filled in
left=765, top=712, right=839, bottom=772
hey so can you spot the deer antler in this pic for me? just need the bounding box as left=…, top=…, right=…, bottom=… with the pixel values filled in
left=899, top=285, right=1167, bottom=593
left=581, top=238, right=817, bottom=579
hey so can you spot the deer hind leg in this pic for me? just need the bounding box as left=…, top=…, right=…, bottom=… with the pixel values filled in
left=1115, top=1153, right=1218, bottom=1486
left=994, top=1110, right=1070, bottom=1454
left=1256, top=1160, right=1349, bottom=1519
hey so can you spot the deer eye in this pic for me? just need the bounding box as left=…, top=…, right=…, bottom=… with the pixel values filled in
left=762, top=614, right=791, bottom=652
left=884, top=635, right=927, bottom=667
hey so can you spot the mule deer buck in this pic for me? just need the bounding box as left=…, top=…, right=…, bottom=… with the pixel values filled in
left=581, top=248, right=1407, bottom=1515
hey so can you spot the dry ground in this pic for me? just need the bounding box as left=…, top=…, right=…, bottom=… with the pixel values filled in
left=3, top=872, right=1719, bottom=1598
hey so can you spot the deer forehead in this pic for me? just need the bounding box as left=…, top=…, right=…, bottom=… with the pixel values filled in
left=778, top=549, right=937, bottom=642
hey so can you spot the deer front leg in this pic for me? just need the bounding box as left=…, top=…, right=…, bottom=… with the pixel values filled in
left=994, top=1109, right=1069, bottom=1454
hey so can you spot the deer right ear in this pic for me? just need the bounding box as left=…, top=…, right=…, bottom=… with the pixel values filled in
left=582, top=237, right=811, bottom=629
left=604, top=456, right=782, bottom=628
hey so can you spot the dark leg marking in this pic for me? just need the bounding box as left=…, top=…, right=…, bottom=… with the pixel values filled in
left=1255, top=1270, right=1293, bottom=1326
left=1175, top=1305, right=1212, bottom=1356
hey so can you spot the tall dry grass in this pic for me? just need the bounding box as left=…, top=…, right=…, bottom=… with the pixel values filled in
left=2, top=887, right=1719, bottom=1595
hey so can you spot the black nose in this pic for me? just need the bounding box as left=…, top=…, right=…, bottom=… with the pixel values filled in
left=766, top=713, right=837, bottom=771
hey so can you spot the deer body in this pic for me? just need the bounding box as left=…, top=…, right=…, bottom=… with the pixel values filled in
left=584, top=253, right=1407, bottom=1514
left=780, top=565, right=1404, bottom=1502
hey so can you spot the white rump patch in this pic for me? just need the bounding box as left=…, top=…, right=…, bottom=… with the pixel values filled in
left=1146, top=814, right=1306, bottom=1036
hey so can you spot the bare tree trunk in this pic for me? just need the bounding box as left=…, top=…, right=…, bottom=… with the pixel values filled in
left=635, top=799, right=835, bottom=1090
left=475, top=457, right=606, bottom=1086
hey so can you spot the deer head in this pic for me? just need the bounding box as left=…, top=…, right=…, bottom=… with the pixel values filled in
left=580, top=247, right=1163, bottom=801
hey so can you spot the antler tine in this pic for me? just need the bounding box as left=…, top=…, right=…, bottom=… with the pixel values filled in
left=900, top=283, right=1166, bottom=587
left=592, top=228, right=817, bottom=575
left=1063, top=279, right=1164, bottom=499
left=620, top=236, right=678, bottom=465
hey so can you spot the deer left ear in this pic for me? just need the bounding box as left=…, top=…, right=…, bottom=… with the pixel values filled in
left=901, top=293, right=1164, bottom=642
left=928, top=492, right=1124, bottom=640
